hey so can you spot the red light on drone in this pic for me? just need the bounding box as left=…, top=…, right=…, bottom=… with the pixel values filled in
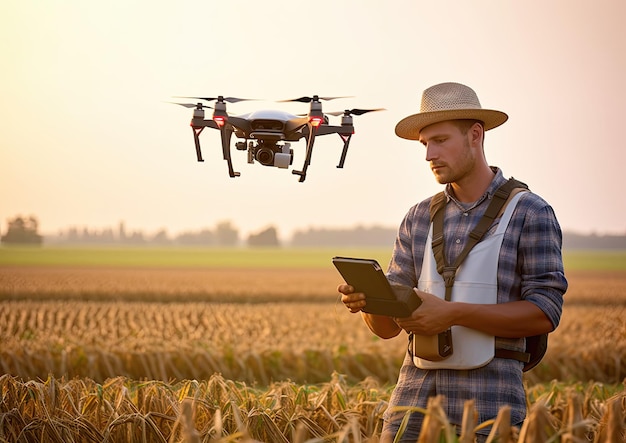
left=309, top=116, right=324, bottom=127
left=213, top=116, right=227, bottom=128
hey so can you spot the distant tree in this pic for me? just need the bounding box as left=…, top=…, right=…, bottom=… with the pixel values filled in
left=125, top=231, right=145, bottom=244
left=247, top=226, right=280, bottom=247
left=290, top=225, right=396, bottom=247
left=118, top=221, right=126, bottom=242
left=563, top=231, right=626, bottom=250
left=1, top=215, right=43, bottom=245
left=175, top=228, right=214, bottom=245
left=215, top=221, right=239, bottom=246
left=151, top=229, right=171, bottom=245
left=101, top=228, right=115, bottom=243
left=65, top=227, right=80, bottom=243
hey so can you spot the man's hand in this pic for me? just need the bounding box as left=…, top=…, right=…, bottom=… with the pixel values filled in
left=337, top=284, right=366, bottom=313
left=337, top=283, right=404, bottom=339
left=394, top=290, right=453, bottom=335
left=394, top=289, right=555, bottom=338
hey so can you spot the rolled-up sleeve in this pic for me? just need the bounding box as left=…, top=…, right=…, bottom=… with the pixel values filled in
left=518, top=202, right=568, bottom=329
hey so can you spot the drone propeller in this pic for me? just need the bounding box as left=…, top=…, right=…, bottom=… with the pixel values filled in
left=174, top=96, right=256, bottom=104
left=326, top=108, right=386, bottom=116
left=169, top=102, right=213, bottom=109
left=277, top=95, right=353, bottom=103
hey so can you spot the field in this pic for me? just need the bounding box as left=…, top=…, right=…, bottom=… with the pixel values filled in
left=1, top=246, right=625, bottom=442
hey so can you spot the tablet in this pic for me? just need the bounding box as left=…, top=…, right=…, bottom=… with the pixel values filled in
left=332, top=256, right=421, bottom=317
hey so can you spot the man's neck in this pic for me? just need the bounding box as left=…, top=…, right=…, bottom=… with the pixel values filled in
left=450, top=166, right=496, bottom=203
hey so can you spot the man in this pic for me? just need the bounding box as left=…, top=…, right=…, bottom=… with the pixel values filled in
left=338, top=82, right=567, bottom=442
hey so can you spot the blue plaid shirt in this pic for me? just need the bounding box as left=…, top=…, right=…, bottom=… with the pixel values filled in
left=383, top=168, right=567, bottom=439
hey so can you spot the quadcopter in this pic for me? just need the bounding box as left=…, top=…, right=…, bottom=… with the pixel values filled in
left=172, top=95, right=384, bottom=182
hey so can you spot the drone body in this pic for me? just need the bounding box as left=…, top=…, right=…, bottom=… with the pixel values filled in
left=173, top=95, right=384, bottom=182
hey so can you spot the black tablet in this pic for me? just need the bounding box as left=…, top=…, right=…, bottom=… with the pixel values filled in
left=332, top=256, right=421, bottom=317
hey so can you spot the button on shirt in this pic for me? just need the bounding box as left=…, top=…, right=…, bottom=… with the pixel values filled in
left=383, top=168, right=567, bottom=437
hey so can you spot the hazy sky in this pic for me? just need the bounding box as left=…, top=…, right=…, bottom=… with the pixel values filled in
left=2, top=1, right=625, bottom=241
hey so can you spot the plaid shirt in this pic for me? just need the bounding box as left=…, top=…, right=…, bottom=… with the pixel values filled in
left=383, top=168, right=567, bottom=439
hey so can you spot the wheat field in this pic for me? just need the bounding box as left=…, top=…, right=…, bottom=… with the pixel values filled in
left=1, top=260, right=625, bottom=441
left=1, top=267, right=624, bottom=385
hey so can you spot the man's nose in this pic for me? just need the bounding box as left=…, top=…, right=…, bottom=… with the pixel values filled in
left=425, top=144, right=437, bottom=161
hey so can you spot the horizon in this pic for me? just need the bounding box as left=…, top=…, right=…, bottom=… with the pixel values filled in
left=2, top=216, right=624, bottom=244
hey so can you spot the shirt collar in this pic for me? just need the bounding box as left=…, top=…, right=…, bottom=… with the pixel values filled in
left=444, top=167, right=506, bottom=207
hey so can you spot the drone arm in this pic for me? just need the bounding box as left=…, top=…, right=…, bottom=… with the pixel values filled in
left=315, top=125, right=343, bottom=136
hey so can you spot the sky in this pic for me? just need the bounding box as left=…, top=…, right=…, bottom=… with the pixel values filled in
left=2, top=0, right=625, bottom=241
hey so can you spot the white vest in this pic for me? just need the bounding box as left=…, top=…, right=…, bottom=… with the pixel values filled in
left=413, top=192, right=524, bottom=370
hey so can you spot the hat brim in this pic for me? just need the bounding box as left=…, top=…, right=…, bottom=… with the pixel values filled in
left=395, top=109, right=508, bottom=140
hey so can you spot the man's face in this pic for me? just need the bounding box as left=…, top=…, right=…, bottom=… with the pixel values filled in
left=418, top=121, right=477, bottom=185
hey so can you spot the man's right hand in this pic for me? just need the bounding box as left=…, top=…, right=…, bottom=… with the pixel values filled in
left=338, top=283, right=403, bottom=338
left=337, top=284, right=366, bottom=313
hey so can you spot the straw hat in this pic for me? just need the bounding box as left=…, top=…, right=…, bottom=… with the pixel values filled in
left=395, top=82, right=508, bottom=140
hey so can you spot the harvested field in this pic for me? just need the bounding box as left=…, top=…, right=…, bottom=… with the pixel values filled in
left=1, top=267, right=624, bottom=385
left=0, top=266, right=338, bottom=302
left=1, top=261, right=625, bottom=442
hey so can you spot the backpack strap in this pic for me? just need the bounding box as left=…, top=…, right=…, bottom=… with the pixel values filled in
left=429, top=191, right=448, bottom=296
left=494, top=347, right=531, bottom=364
left=429, top=178, right=529, bottom=302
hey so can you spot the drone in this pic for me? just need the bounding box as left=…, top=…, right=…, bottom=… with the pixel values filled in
left=172, top=95, right=384, bottom=182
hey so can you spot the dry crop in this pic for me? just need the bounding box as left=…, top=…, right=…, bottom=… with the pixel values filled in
left=0, top=373, right=624, bottom=442
left=0, top=266, right=335, bottom=303
left=1, top=265, right=625, bottom=441
left=1, top=268, right=624, bottom=385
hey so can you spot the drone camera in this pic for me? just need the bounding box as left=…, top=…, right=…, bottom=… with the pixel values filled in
left=248, top=141, right=293, bottom=169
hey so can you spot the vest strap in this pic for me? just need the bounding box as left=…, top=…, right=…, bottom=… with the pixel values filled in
left=429, top=178, right=531, bottom=365
left=495, top=348, right=531, bottom=363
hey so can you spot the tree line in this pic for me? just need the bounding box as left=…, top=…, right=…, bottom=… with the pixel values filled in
left=0, top=216, right=43, bottom=245
left=0, top=216, right=284, bottom=247
left=2, top=215, right=626, bottom=249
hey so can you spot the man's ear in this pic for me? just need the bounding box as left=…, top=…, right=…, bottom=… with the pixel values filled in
left=470, top=122, right=484, bottom=146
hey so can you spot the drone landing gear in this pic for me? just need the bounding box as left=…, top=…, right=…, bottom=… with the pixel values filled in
left=220, top=127, right=240, bottom=177
left=192, top=127, right=205, bottom=162
left=336, top=133, right=353, bottom=168
left=191, top=124, right=240, bottom=177
left=292, top=124, right=318, bottom=182
left=291, top=169, right=308, bottom=182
